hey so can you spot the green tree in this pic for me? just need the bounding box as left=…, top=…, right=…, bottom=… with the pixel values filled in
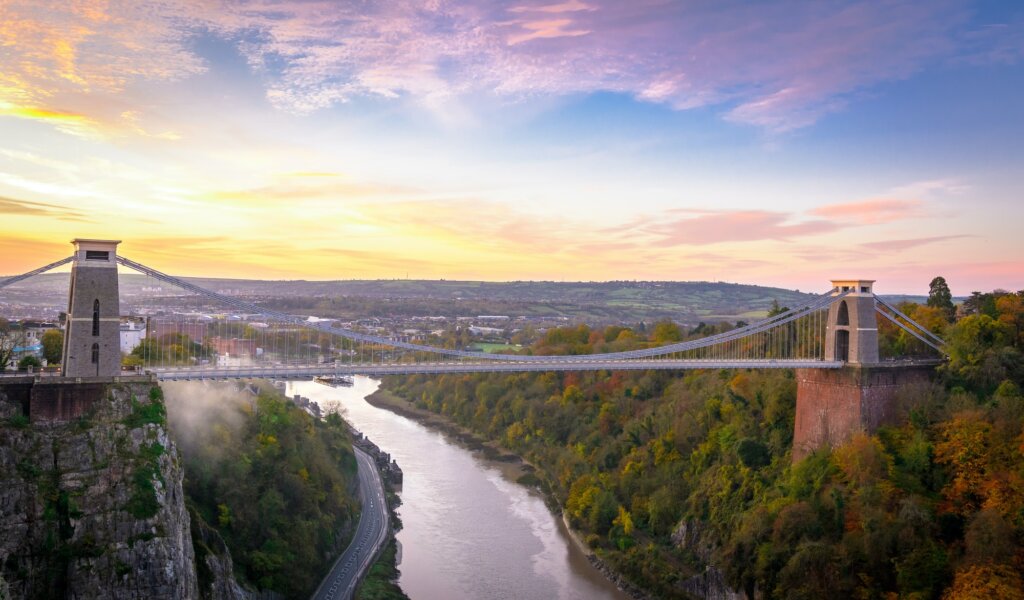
left=17, top=355, right=41, bottom=370
left=41, top=328, right=63, bottom=364
left=767, top=299, right=789, bottom=317
left=928, top=276, right=955, bottom=320
left=651, top=321, right=682, bottom=343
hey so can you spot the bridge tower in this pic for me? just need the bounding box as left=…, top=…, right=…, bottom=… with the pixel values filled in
left=792, top=278, right=931, bottom=461
left=61, top=239, right=122, bottom=378
left=824, top=280, right=878, bottom=364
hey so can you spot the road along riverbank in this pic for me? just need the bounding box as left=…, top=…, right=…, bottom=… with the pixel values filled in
left=311, top=446, right=390, bottom=600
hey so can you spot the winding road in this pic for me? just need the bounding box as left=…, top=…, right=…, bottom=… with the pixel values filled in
left=311, top=447, right=390, bottom=600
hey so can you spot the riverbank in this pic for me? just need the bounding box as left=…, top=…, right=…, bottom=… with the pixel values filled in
left=364, top=388, right=542, bottom=490
left=364, top=387, right=650, bottom=600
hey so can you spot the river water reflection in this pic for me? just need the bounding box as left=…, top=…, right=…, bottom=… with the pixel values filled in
left=289, top=377, right=629, bottom=600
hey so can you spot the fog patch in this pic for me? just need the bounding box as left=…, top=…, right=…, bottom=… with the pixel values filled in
left=162, top=380, right=253, bottom=458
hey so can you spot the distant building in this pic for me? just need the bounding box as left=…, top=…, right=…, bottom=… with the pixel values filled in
left=149, top=319, right=208, bottom=342
left=209, top=336, right=257, bottom=358
left=120, top=317, right=147, bottom=354
left=5, top=320, right=59, bottom=369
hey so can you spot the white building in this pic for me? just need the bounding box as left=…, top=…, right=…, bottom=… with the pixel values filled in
left=120, top=317, right=147, bottom=354
left=4, top=321, right=56, bottom=369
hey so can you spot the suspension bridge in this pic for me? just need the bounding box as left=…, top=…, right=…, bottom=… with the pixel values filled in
left=0, top=240, right=945, bottom=382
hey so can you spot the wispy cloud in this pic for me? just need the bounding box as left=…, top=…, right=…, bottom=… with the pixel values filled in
left=0, top=104, right=102, bottom=137
left=359, top=198, right=587, bottom=255
left=0, top=194, right=89, bottom=221
left=860, top=235, right=972, bottom=252
left=2, top=0, right=1016, bottom=132
left=624, top=209, right=840, bottom=246
left=810, top=198, right=927, bottom=225
left=203, top=175, right=421, bottom=210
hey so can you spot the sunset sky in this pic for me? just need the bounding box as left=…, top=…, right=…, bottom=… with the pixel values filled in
left=1, top=0, right=1022, bottom=294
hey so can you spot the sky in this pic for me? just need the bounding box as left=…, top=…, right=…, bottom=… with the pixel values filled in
left=1, top=0, right=1022, bottom=294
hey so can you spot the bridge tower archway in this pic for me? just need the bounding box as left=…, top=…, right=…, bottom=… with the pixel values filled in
left=824, top=280, right=878, bottom=365
left=836, top=300, right=849, bottom=326
left=834, top=329, right=850, bottom=362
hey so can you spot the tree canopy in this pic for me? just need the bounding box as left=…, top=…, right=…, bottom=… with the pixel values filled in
left=381, top=285, right=1024, bottom=599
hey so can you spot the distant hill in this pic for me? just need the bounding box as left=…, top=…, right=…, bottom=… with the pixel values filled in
left=3, top=274, right=820, bottom=325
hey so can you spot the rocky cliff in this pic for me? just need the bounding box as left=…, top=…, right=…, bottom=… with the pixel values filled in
left=673, top=520, right=749, bottom=600
left=0, top=381, right=198, bottom=599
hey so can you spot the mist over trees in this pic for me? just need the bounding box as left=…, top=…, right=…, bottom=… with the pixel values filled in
left=163, top=382, right=359, bottom=599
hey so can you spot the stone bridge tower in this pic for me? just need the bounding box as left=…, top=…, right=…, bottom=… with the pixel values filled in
left=61, top=239, right=122, bottom=378
left=792, top=279, right=931, bottom=461
left=824, top=280, right=878, bottom=364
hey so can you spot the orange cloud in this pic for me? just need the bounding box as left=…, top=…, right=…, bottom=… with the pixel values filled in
left=810, top=198, right=925, bottom=224
left=2, top=106, right=87, bottom=122
left=0, top=235, right=70, bottom=275
left=0, top=104, right=103, bottom=136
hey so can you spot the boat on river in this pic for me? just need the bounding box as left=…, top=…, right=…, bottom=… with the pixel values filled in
left=314, top=375, right=354, bottom=387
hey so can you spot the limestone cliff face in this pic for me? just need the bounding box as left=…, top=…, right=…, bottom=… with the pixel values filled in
left=190, top=507, right=251, bottom=600
left=673, top=520, right=749, bottom=600
left=0, top=382, right=198, bottom=599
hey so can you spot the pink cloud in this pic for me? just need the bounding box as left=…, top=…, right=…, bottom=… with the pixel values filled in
left=810, top=198, right=926, bottom=224
left=626, top=210, right=840, bottom=246
left=507, top=19, right=592, bottom=45
left=3, top=0, right=1008, bottom=131
left=509, top=1, right=595, bottom=14
left=860, top=235, right=972, bottom=252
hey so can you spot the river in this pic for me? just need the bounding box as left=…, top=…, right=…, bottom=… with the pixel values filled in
left=288, top=377, right=629, bottom=600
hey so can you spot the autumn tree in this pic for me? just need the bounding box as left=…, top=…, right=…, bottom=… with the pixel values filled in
left=995, top=293, right=1024, bottom=348
left=650, top=321, right=682, bottom=343
left=41, top=328, right=63, bottom=364
left=934, top=412, right=992, bottom=516
left=944, top=315, right=1016, bottom=393
left=943, top=564, right=1024, bottom=600
left=964, top=509, right=1014, bottom=565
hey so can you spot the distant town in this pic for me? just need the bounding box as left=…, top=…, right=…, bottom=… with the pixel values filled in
left=3, top=274, right=828, bottom=372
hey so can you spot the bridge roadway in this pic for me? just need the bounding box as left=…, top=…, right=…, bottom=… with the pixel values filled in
left=311, top=447, right=390, bottom=600
left=150, top=358, right=843, bottom=380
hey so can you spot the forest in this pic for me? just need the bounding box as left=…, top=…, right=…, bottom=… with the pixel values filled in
left=164, top=382, right=360, bottom=599
left=380, top=283, right=1024, bottom=599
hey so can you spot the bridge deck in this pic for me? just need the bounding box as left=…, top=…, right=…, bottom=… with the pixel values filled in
left=148, top=359, right=844, bottom=380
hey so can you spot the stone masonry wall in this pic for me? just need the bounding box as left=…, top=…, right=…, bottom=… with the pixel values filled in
left=793, top=365, right=932, bottom=461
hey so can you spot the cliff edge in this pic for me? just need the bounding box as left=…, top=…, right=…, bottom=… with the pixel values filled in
left=0, top=381, right=198, bottom=599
